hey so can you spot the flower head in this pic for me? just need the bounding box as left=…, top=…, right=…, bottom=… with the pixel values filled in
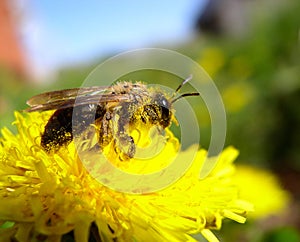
left=233, top=165, right=290, bottom=219
left=0, top=112, right=253, bottom=242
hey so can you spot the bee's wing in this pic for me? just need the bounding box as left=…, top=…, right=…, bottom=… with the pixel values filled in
left=26, top=86, right=109, bottom=106
left=25, top=86, right=130, bottom=112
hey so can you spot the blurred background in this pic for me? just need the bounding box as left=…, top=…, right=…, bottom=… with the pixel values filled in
left=0, top=0, right=299, bottom=241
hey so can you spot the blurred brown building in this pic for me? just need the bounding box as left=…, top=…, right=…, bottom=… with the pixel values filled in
left=0, top=0, right=28, bottom=77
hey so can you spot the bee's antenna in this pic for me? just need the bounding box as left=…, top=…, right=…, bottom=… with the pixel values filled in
left=171, top=92, right=200, bottom=104
left=174, top=75, right=193, bottom=95
left=171, top=75, right=199, bottom=103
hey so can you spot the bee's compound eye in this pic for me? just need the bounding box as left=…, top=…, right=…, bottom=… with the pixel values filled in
left=160, top=106, right=171, bottom=128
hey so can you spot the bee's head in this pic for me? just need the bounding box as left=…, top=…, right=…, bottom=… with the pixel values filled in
left=151, top=92, right=173, bottom=128
left=145, top=76, right=199, bottom=129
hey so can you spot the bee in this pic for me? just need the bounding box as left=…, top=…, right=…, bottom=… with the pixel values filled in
left=25, top=76, right=199, bottom=160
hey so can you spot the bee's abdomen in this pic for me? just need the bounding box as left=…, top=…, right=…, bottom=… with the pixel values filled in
left=41, top=105, right=105, bottom=151
left=41, top=108, right=73, bottom=151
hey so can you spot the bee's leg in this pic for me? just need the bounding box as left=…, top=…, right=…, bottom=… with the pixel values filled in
left=114, top=133, right=136, bottom=160
left=98, top=111, right=135, bottom=159
left=98, top=111, right=113, bottom=149
left=114, top=105, right=136, bottom=159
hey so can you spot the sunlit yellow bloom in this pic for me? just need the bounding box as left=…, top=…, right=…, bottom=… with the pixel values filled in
left=233, top=165, right=290, bottom=219
left=0, top=112, right=253, bottom=242
left=228, top=56, right=252, bottom=81
left=198, top=47, right=225, bottom=77
left=222, top=82, right=255, bottom=113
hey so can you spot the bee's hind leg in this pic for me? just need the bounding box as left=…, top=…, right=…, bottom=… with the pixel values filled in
left=114, top=133, right=136, bottom=160
left=113, top=103, right=137, bottom=160
left=98, top=111, right=135, bottom=160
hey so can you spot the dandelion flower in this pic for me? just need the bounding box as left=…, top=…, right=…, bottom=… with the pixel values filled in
left=197, top=47, right=225, bottom=78
left=233, top=165, right=290, bottom=219
left=0, top=112, right=253, bottom=242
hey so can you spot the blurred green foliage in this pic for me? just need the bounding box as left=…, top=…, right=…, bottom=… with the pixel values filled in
left=261, top=227, right=300, bottom=242
left=185, top=0, right=300, bottom=172
left=0, top=68, right=35, bottom=133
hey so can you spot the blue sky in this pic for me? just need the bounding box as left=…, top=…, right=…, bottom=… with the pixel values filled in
left=24, top=0, right=207, bottom=78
